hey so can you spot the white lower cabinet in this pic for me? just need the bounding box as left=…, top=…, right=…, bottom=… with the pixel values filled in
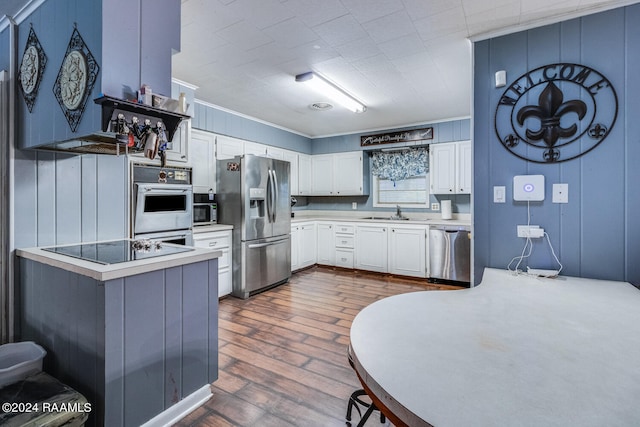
left=334, top=223, right=355, bottom=268
left=291, top=226, right=300, bottom=271
left=355, top=225, right=388, bottom=273
left=388, top=226, right=427, bottom=278
left=193, top=230, right=233, bottom=297
left=316, top=223, right=335, bottom=265
left=291, top=220, right=432, bottom=278
left=291, top=222, right=316, bottom=271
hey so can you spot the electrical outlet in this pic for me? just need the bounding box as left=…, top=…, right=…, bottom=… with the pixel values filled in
left=431, top=203, right=440, bottom=211
left=517, top=225, right=544, bottom=238
left=352, top=202, right=357, bottom=210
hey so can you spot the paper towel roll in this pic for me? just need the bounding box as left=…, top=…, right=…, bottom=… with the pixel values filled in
left=441, top=200, right=452, bottom=220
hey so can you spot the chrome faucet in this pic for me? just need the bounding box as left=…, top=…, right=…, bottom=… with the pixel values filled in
left=396, top=205, right=402, bottom=219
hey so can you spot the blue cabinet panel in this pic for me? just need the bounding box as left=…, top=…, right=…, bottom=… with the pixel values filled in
left=55, top=154, right=82, bottom=245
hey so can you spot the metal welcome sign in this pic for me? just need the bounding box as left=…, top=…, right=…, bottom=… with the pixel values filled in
left=494, top=63, right=618, bottom=163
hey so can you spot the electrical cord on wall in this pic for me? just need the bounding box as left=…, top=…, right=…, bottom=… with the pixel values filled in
left=507, top=201, right=563, bottom=277
left=542, top=231, right=563, bottom=275
left=507, top=201, right=533, bottom=274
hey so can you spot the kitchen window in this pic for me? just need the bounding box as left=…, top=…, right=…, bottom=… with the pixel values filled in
left=372, top=173, right=430, bottom=208
left=370, top=147, right=429, bottom=208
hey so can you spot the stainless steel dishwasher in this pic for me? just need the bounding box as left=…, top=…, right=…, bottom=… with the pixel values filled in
left=429, top=225, right=470, bottom=282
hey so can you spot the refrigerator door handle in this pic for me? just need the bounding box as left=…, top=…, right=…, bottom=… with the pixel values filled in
left=272, top=169, right=278, bottom=222
left=248, top=241, right=282, bottom=249
left=266, top=169, right=273, bottom=223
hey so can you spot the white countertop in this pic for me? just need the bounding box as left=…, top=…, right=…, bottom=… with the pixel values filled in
left=192, top=224, right=234, bottom=233
left=349, top=268, right=640, bottom=427
left=291, top=211, right=470, bottom=227
left=17, top=240, right=222, bottom=282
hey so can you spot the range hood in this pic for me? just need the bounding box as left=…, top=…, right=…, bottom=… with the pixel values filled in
left=36, top=96, right=190, bottom=156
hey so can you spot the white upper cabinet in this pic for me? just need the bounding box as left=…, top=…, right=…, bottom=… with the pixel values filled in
left=191, top=129, right=216, bottom=193
left=129, top=119, right=189, bottom=165
left=266, top=146, right=285, bottom=160
left=311, top=154, right=334, bottom=195
left=334, top=151, right=364, bottom=195
left=457, top=140, right=472, bottom=194
left=215, top=135, right=244, bottom=160
left=430, top=140, right=471, bottom=194
left=311, top=151, right=365, bottom=196
left=243, top=140, right=267, bottom=157
left=282, top=150, right=299, bottom=195
left=166, top=119, right=190, bottom=163
left=297, top=154, right=312, bottom=195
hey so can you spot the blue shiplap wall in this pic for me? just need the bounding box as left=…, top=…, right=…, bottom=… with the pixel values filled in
left=7, top=0, right=180, bottom=248
left=473, top=4, right=640, bottom=285
left=0, top=19, right=9, bottom=71
left=191, top=100, right=313, bottom=153
left=16, top=0, right=103, bottom=150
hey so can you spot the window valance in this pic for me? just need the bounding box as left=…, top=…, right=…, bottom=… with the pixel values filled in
left=370, top=147, right=429, bottom=184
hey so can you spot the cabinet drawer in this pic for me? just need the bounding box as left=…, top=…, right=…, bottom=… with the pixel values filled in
left=194, top=234, right=230, bottom=250
left=335, top=235, right=355, bottom=248
left=335, top=224, right=355, bottom=234
left=335, top=249, right=354, bottom=268
left=218, top=248, right=230, bottom=269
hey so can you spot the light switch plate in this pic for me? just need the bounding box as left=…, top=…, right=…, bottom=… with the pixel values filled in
left=494, top=186, right=506, bottom=203
left=552, top=183, right=568, bottom=203
left=431, top=203, right=440, bottom=211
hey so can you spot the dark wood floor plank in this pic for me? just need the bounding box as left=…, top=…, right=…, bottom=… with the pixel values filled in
left=220, top=342, right=355, bottom=398
left=224, top=359, right=356, bottom=422
left=174, top=266, right=462, bottom=427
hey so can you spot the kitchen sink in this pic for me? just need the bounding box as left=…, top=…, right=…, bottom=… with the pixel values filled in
left=361, top=216, right=410, bottom=220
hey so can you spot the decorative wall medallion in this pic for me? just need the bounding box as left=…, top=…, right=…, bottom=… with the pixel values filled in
left=494, top=63, right=617, bottom=163
left=53, top=25, right=100, bottom=132
left=18, top=26, right=47, bottom=112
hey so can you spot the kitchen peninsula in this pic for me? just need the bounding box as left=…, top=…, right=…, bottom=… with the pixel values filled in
left=16, top=241, right=221, bottom=427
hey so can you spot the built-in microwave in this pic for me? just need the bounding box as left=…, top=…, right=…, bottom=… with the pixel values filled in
left=193, top=193, right=217, bottom=225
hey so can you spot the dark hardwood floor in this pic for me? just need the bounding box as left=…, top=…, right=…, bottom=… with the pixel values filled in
left=174, top=266, right=461, bottom=427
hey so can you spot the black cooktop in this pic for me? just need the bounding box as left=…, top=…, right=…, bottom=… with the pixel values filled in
left=42, top=240, right=193, bottom=265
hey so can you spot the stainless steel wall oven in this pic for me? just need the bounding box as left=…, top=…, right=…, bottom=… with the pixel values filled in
left=131, top=163, right=193, bottom=245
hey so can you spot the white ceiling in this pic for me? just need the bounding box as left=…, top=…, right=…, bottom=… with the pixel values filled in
left=173, top=0, right=637, bottom=138
left=1, top=1, right=635, bottom=138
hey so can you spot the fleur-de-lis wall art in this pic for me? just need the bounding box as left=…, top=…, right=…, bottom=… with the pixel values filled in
left=494, top=63, right=618, bottom=163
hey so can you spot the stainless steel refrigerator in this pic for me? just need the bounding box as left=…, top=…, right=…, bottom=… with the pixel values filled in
left=216, top=155, right=291, bottom=299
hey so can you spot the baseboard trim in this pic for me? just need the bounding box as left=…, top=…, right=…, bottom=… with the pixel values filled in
left=140, top=384, right=212, bottom=427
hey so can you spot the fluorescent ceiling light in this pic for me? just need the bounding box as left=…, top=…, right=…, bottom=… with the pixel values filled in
left=295, top=72, right=366, bottom=113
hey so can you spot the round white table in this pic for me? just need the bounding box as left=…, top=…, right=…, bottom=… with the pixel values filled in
left=349, top=268, right=640, bottom=427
